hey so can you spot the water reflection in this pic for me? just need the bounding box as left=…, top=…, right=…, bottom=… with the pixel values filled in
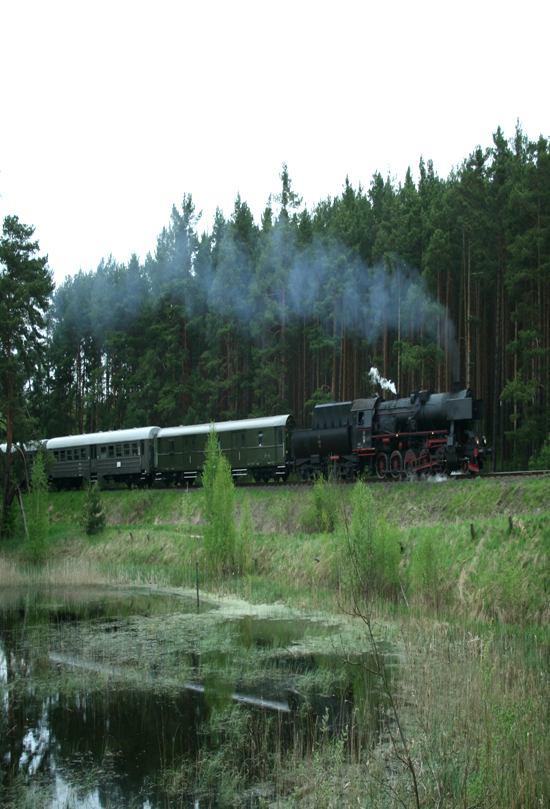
left=0, top=586, right=395, bottom=808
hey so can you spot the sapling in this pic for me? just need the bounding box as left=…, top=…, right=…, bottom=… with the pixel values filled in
left=202, top=429, right=238, bottom=576
left=340, top=480, right=421, bottom=809
left=27, top=450, right=49, bottom=558
left=82, top=481, right=106, bottom=535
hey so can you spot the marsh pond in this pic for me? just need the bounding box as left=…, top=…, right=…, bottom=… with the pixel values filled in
left=0, top=585, right=395, bottom=807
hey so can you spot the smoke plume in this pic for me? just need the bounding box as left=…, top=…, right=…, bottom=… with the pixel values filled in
left=369, top=367, right=397, bottom=395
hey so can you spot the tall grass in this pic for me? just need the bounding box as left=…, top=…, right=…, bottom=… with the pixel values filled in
left=3, top=476, right=548, bottom=623
left=1, top=473, right=548, bottom=807
left=341, top=481, right=401, bottom=603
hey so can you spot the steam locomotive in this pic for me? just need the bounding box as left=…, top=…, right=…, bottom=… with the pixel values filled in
left=1, top=386, right=488, bottom=489
left=292, top=387, right=488, bottom=480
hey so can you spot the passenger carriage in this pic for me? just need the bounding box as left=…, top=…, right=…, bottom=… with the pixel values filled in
left=155, top=415, right=294, bottom=485
left=46, top=427, right=160, bottom=488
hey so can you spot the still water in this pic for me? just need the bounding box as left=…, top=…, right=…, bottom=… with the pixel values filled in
left=0, top=586, right=393, bottom=808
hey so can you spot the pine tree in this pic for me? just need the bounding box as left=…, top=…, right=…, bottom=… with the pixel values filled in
left=0, top=216, right=53, bottom=538
left=81, top=482, right=106, bottom=535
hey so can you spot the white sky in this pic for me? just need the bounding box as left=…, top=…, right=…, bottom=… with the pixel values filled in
left=0, top=0, right=548, bottom=285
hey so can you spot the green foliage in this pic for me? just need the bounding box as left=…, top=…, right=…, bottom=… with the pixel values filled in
left=394, top=339, right=444, bottom=377
left=0, top=215, right=52, bottom=539
left=408, top=530, right=446, bottom=609
left=529, top=433, right=550, bottom=469
left=467, top=517, right=550, bottom=623
left=343, top=481, right=401, bottom=601
left=202, top=430, right=239, bottom=577
left=26, top=451, right=49, bottom=560
left=81, top=482, right=106, bottom=535
left=237, top=496, right=254, bottom=575
left=201, top=428, right=220, bottom=517
left=311, top=474, right=339, bottom=533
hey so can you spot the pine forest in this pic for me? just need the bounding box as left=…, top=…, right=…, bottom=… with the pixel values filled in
left=4, top=126, right=550, bottom=470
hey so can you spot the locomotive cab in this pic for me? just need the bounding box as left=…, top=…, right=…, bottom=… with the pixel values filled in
left=351, top=397, right=379, bottom=449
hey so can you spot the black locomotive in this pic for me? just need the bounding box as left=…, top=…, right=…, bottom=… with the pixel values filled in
left=292, top=388, right=488, bottom=480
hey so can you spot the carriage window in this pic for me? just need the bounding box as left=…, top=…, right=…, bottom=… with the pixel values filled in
left=108, top=445, right=115, bottom=458
left=123, top=443, right=130, bottom=457
left=241, top=433, right=245, bottom=445
left=116, top=445, right=122, bottom=457
left=66, top=449, right=72, bottom=460
left=60, top=450, right=66, bottom=461
left=54, top=451, right=59, bottom=460
left=100, top=446, right=107, bottom=458
left=258, top=432, right=263, bottom=447
left=81, top=448, right=87, bottom=459
left=357, top=411, right=364, bottom=425
left=169, top=441, right=175, bottom=453
left=131, top=443, right=139, bottom=456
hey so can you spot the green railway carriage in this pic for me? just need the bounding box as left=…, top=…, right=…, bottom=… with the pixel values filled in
left=155, top=415, right=294, bottom=484
left=46, top=427, right=160, bottom=488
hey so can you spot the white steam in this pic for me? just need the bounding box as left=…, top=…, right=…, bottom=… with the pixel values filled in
left=369, top=367, right=397, bottom=395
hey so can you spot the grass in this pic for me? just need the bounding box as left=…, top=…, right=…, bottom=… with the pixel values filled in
left=1, top=475, right=549, bottom=807
left=3, top=475, right=548, bottom=621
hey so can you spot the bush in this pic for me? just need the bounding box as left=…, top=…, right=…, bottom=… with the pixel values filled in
left=311, top=474, right=339, bottom=533
left=81, top=481, right=106, bottom=535
left=529, top=434, right=550, bottom=470
left=342, top=481, right=401, bottom=602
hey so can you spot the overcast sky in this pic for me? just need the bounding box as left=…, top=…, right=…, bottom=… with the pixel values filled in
left=1, top=0, right=548, bottom=285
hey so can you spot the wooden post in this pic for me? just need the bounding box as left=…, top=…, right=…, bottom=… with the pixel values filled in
left=195, top=561, right=200, bottom=611
left=16, top=487, right=29, bottom=542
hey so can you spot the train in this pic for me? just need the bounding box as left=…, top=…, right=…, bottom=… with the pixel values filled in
left=1, top=386, right=489, bottom=489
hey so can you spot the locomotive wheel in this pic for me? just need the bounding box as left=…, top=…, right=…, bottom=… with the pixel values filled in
left=418, top=448, right=430, bottom=473
left=403, top=449, right=416, bottom=476
left=390, top=450, right=403, bottom=480
left=376, top=452, right=388, bottom=479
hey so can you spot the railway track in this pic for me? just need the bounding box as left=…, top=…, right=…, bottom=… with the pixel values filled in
left=67, top=468, right=550, bottom=494
left=479, top=469, right=550, bottom=479
left=188, top=467, right=550, bottom=490
left=231, top=468, right=550, bottom=488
